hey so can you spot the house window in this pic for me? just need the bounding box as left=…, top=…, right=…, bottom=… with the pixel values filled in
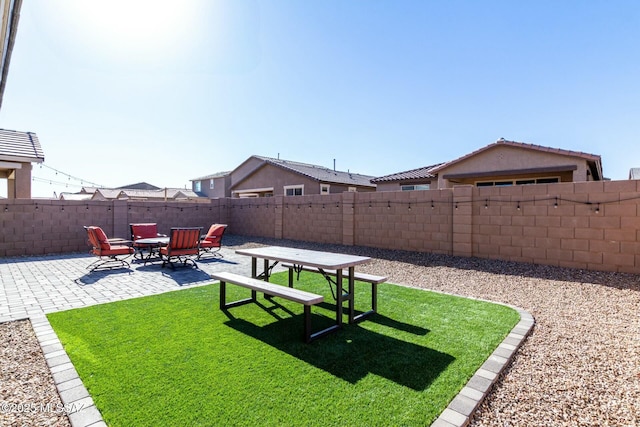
left=476, top=177, right=559, bottom=187
left=348, top=187, right=357, bottom=192
left=194, top=181, right=201, bottom=192
left=401, top=184, right=430, bottom=191
left=536, top=177, right=560, bottom=184
left=210, top=179, right=215, bottom=190
left=320, top=184, right=330, bottom=194
left=515, top=179, right=535, bottom=185
left=284, top=185, right=304, bottom=196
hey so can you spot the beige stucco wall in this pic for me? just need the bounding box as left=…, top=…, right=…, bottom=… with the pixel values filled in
left=232, top=165, right=321, bottom=196
left=6, top=162, right=32, bottom=198
left=231, top=163, right=374, bottom=196
left=375, top=180, right=434, bottom=192
left=437, top=145, right=591, bottom=188
left=195, top=176, right=230, bottom=198
left=230, top=157, right=265, bottom=189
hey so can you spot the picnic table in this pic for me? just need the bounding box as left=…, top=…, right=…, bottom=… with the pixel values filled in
left=235, top=246, right=376, bottom=338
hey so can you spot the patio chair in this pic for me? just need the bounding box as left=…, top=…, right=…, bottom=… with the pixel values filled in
left=198, top=224, right=228, bottom=259
left=130, top=223, right=166, bottom=259
left=159, top=227, right=202, bottom=269
left=84, top=226, right=134, bottom=271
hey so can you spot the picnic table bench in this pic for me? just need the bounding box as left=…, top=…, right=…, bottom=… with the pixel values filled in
left=282, top=263, right=387, bottom=321
left=210, top=272, right=324, bottom=343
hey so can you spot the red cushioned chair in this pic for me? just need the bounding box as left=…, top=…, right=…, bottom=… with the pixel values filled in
left=160, top=227, right=202, bottom=269
left=130, top=223, right=166, bottom=259
left=198, top=224, right=227, bottom=260
left=84, top=226, right=134, bottom=271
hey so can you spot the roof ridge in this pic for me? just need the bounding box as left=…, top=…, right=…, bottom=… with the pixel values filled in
left=495, top=138, right=601, bottom=159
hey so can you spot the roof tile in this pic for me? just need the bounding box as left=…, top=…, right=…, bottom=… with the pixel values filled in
left=0, top=128, right=44, bottom=162
left=254, top=155, right=376, bottom=187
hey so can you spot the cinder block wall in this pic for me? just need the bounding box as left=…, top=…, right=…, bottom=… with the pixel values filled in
left=2, top=180, right=640, bottom=274
left=281, top=194, right=343, bottom=244
left=353, top=189, right=454, bottom=253
left=465, top=180, right=640, bottom=273
left=0, top=199, right=224, bottom=257
left=225, top=197, right=277, bottom=239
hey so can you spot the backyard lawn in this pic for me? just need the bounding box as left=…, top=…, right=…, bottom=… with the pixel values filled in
left=47, top=272, right=519, bottom=426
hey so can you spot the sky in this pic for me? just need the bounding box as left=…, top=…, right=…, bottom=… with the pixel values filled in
left=1, top=0, right=639, bottom=198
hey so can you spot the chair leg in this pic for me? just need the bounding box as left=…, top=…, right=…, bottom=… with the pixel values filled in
left=87, top=256, right=131, bottom=272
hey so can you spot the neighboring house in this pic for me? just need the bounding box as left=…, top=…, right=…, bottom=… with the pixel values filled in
left=373, top=139, right=604, bottom=191
left=190, top=171, right=231, bottom=199
left=371, top=163, right=444, bottom=192
left=0, top=128, right=44, bottom=198
left=228, top=155, right=376, bottom=198
left=97, top=188, right=202, bottom=201
left=61, top=183, right=203, bottom=202
left=59, top=192, right=92, bottom=201
left=629, top=168, right=640, bottom=180
left=115, top=182, right=160, bottom=191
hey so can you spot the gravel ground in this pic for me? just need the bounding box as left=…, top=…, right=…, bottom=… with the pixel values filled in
left=1, top=236, right=639, bottom=426
left=0, top=320, right=71, bottom=427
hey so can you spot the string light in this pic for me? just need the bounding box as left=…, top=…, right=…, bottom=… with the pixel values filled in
left=32, top=164, right=104, bottom=194
left=9, top=196, right=632, bottom=215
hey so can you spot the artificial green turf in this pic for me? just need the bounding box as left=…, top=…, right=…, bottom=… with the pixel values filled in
left=47, top=272, right=519, bottom=427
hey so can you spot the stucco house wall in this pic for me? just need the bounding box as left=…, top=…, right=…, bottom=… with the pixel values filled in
left=3, top=161, right=32, bottom=198
left=230, top=157, right=264, bottom=189
left=190, top=173, right=231, bottom=198
left=0, top=129, right=44, bottom=199
left=232, top=164, right=323, bottom=197
left=374, top=180, right=434, bottom=192
left=436, top=144, right=599, bottom=188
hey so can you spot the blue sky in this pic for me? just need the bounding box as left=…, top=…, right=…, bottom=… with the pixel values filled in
left=1, top=0, right=639, bottom=198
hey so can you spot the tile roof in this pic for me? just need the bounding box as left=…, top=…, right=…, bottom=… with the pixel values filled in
left=0, top=128, right=44, bottom=162
left=109, top=188, right=201, bottom=199
left=371, top=163, right=444, bottom=183
left=71, top=187, right=202, bottom=200
left=116, top=182, right=161, bottom=191
left=431, top=138, right=602, bottom=174
left=59, top=193, right=93, bottom=201
left=253, top=155, right=376, bottom=187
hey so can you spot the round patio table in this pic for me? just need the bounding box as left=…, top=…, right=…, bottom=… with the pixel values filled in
left=133, top=237, right=170, bottom=262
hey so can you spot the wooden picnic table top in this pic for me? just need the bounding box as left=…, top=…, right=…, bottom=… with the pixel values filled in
left=235, top=246, right=371, bottom=270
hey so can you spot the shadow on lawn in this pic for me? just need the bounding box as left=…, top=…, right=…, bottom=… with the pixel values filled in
left=224, top=312, right=452, bottom=391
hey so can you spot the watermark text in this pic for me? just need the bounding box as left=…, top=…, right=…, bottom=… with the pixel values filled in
left=1, top=401, right=85, bottom=415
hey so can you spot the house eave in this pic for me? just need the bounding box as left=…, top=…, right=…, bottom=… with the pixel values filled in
left=442, top=165, right=578, bottom=180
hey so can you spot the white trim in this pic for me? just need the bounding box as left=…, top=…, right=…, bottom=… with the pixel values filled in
left=284, top=184, right=304, bottom=196
left=475, top=176, right=560, bottom=187
left=0, top=161, right=22, bottom=169
left=234, top=187, right=274, bottom=195
left=401, top=184, right=430, bottom=191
